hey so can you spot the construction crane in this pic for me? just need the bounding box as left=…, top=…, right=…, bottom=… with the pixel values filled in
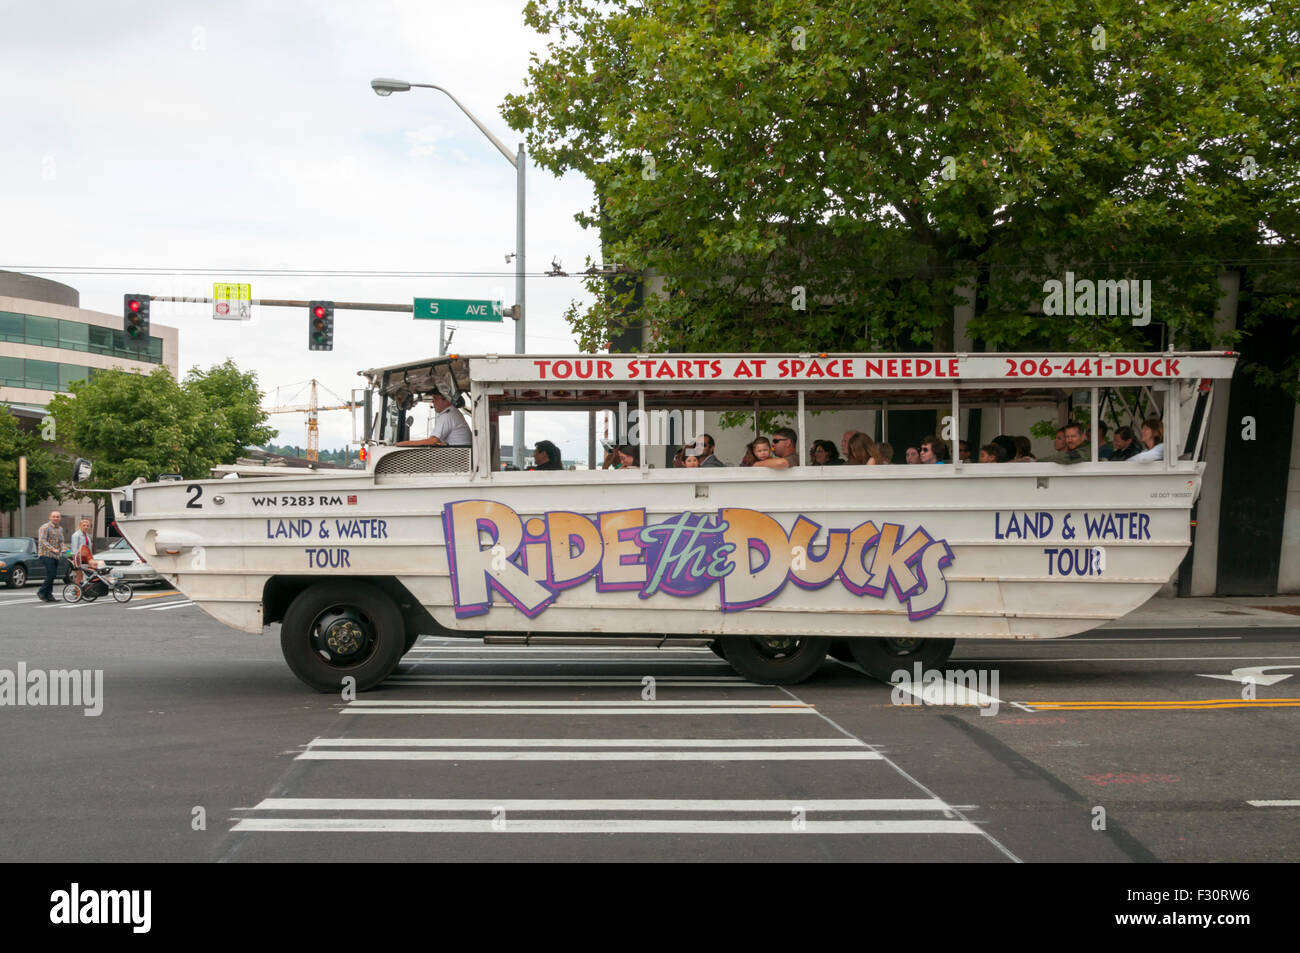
left=266, top=379, right=359, bottom=462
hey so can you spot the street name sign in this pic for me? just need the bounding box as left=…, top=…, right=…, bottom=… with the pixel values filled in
left=413, top=298, right=503, bottom=322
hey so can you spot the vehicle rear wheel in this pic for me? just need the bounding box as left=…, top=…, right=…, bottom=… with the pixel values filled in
left=849, top=637, right=956, bottom=681
left=708, top=640, right=727, bottom=660
left=281, top=581, right=405, bottom=693
left=9, top=565, right=26, bottom=588
left=403, top=631, right=420, bottom=655
left=62, top=583, right=82, bottom=603
left=718, top=636, right=828, bottom=685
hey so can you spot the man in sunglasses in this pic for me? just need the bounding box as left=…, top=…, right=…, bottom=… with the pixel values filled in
left=753, top=427, right=798, bottom=469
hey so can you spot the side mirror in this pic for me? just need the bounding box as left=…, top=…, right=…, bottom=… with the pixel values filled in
left=72, top=458, right=93, bottom=484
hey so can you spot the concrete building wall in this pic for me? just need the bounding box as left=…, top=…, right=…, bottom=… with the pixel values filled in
left=0, top=292, right=179, bottom=406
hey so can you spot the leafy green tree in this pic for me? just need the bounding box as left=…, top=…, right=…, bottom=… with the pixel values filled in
left=46, top=361, right=275, bottom=509
left=185, top=360, right=277, bottom=453
left=0, top=410, right=60, bottom=515
left=504, top=0, right=1296, bottom=375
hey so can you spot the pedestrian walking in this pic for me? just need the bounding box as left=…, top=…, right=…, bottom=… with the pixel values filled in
left=36, top=510, right=65, bottom=603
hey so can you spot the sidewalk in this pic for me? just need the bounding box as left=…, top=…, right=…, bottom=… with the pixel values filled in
left=1103, top=594, right=1300, bottom=630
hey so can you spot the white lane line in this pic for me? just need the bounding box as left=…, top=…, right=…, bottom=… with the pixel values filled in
left=231, top=818, right=978, bottom=834
left=295, top=750, right=882, bottom=761
left=248, top=797, right=939, bottom=811
left=1246, top=800, right=1300, bottom=807
left=958, top=655, right=1300, bottom=663
left=127, top=599, right=191, bottom=610
left=385, top=679, right=758, bottom=688
left=340, top=707, right=817, bottom=715
left=1069, top=637, right=1242, bottom=642
left=345, top=699, right=801, bottom=707
left=148, top=601, right=194, bottom=611
left=407, top=646, right=715, bottom=653
left=396, top=659, right=728, bottom=666
left=306, top=737, right=865, bottom=747
left=387, top=673, right=746, bottom=681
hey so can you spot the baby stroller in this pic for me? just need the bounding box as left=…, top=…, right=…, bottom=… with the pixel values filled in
left=62, top=558, right=133, bottom=604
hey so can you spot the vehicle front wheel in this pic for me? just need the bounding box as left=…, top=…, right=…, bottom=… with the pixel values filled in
left=280, top=581, right=405, bottom=693
left=8, top=565, right=26, bottom=588
left=718, top=636, right=829, bottom=685
left=849, top=637, right=956, bottom=681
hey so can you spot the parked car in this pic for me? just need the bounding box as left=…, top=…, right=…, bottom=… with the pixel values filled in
left=91, top=538, right=169, bottom=588
left=0, top=537, right=74, bottom=589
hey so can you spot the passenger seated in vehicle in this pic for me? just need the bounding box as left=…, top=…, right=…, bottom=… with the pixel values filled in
left=1097, top=421, right=1113, bottom=460
left=528, top=440, right=565, bottom=470
left=845, top=432, right=884, bottom=465
left=742, top=437, right=771, bottom=467
left=979, top=443, right=1007, bottom=463
left=1130, top=418, right=1165, bottom=462
left=958, top=440, right=971, bottom=463
left=1052, top=427, right=1067, bottom=453
left=905, top=446, right=920, bottom=464
left=615, top=444, right=639, bottom=468
left=682, top=444, right=701, bottom=468
left=919, top=435, right=950, bottom=464
left=991, top=435, right=1018, bottom=461
left=810, top=439, right=842, bottom=465
left=1110, top=425, right=1140, bottom=461
left=753, top=428, right=797, bottom=468
left=1013, top=435, right=1035, bottom=461
left=878, top=441, right=894, bottom=463
left=1041, top=422, right=1089, bottom=464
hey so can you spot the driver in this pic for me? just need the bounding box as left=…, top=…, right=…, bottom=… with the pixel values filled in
left=396, top=391, right=472, bottom=447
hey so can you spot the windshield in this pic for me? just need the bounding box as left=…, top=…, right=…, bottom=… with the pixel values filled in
left=0, top=538, right=31, bottom=551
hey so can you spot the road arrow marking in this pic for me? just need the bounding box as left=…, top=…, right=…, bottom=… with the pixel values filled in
left=1196, top=665, right=1300, bottom=687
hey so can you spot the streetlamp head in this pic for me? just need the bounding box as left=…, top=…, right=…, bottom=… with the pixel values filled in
left=371, top=77, right=411, bottom=96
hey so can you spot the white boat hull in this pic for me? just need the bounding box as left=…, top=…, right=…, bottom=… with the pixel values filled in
left=114, top=463, right=1199, bottom=641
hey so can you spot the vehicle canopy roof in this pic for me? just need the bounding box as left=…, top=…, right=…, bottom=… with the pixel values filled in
left=359, top=351, right=1236, bottom=412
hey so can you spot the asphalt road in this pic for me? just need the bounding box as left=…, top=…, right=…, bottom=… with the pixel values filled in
left=1, top=584, right=1297, bottom=862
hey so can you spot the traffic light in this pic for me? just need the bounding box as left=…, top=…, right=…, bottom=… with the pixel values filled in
left=308, top=301, right=334, bottom=351
left=123, top=294, right=150, bottom=346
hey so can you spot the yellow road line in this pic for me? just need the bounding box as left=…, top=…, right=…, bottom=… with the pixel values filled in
left=1025, top=698, right=1300, bottom=711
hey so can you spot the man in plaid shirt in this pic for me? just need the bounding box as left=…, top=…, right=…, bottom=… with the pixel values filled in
left=36, top=510, right=65, bottom=603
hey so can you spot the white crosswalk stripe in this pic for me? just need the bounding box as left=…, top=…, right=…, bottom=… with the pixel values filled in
left=231, top=650, right=983, bottom=847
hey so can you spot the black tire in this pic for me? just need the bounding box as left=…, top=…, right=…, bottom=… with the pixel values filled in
left=81, top=585, right=99, bottom=603
left=718, top=636, right=829, bottom=685
left=849, top=637, right=956, bottom=681
left=708, top=640, right=727, bottom=660
left=111, top=583, right=133, bottom=604
left=403, top=631, right=420, bottom=655
left=280, top=581, right=406, bottom=693
left=9, top=565, right=26, bottom=588
left=62, top=583, right=81, bottom=603
left=828, top=640, right=854, bottom=662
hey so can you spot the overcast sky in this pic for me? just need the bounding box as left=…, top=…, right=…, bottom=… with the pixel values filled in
left=0, top=0, right=603, bottom=457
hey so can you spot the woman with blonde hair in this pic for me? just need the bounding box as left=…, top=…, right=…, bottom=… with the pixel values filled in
left=844, top=431, right=884, bottom=465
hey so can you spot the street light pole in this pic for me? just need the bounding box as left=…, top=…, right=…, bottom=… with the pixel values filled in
left=371, top=78, right=527, bottom=468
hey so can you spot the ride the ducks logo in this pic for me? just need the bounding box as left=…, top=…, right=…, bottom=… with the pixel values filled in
left=442, top=502, right=954, bottom=620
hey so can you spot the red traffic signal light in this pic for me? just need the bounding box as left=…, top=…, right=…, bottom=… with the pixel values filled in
left=123, top=294, right=150, bottom=344
left=308, top=301, right=334, bottom=351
